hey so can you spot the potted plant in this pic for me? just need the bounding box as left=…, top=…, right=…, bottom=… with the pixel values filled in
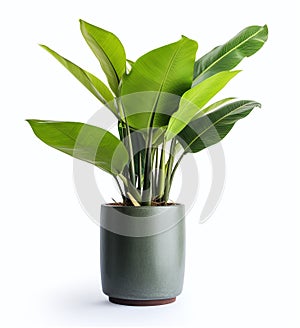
left=27, top=20, right=268, bottom=306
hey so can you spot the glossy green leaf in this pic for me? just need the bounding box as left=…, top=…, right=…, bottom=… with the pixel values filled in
left=40, top=45, right=116, bottom=114
left=165, top=71, right=240, bottom=140
left=193, top=25, right=268, bottom=86
left=27, top=120, right=128, bottom=175
left=121, top=36, right=198, bottom=129
left=80, top=20, right=126, bottom=95
left=192, top=97, right=235, bottom=120
left=177, top=100, right=260, bottom=153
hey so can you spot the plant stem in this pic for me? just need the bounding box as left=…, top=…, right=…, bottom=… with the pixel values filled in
left=113, top=176, right=125, bottom=202
left=137, top=151, right=142, bottom=191
left=118, top=174, right=141, bottom=203
left=117, top=99, right=135, bottom=186
left=152, top=147, right=158, bottom=198
left=163, top=138, right=176, bottom=202
left=142, top=131, right=153, bottom=205
left=142, top=94, right=161, bottom=205
left=127, top=192, right=141, bottom=206
left=157, top=138, right=166, bottom=200
left=169, top=152, right=185, bottom=188
left=126, top=127, right=136, bottom=186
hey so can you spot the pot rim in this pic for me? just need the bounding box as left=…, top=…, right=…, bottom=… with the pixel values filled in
left=100, top=203, right=185, bottom=237
left=102, top=203, right=184, bottom=209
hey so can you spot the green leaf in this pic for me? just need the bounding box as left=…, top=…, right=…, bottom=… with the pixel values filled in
left=121, top=36, right=198, bottom=129
left=40, top=45, right=116, bottom=115
left=177, top=100, right=261, bottom=153
left=26, top=120, right=128, bottom=175
left=165, top=71, right=240, bottom=140
left=193, top=25, right=268, bottom=86
left=80, top=20, right=126, bottom=95
left=192, top=97, right=235, bottom=120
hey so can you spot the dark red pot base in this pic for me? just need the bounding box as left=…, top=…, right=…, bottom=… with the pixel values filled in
left=109, top=297, right=176, bottom=306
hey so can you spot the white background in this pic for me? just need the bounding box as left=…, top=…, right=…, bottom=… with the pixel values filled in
left=0, top=0, right=299, bottom=327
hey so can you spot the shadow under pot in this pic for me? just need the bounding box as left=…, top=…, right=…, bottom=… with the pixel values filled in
left=100, top=204, right=185, bottom=306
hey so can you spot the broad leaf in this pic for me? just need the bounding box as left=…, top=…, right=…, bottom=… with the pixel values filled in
left=27, top=120, right=128, bottom=175
left=193, top=25, right=268, bottom=86
left=121, top=36, right=198, bottom=129
left=177, top=100, right=260, bottom=153
left=80, top=20, right=126, bottom=95
left=40, top=45, right=116, bottom=115
left=165, top=71, right=240, bottom=140
left=192, top=97, right=235, bottom=120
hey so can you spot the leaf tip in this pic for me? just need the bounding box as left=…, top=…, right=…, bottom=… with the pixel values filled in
left=245, top=100, right=261, bottom=109
left=39, top=44, right=51, bottom=53
left=26, top=119, right=35, bottom=129
left=79, top=19, right=87, bottom=26
left=79, top=19, right=88, bottom=32
left=231, top=70, right=242, bottom=77
left=180, top=35, right=198, bottom=46
left=263, top=24, right=269, bottom=38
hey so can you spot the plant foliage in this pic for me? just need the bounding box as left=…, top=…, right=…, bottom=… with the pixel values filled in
left=27, top=21, right=268, bottom=206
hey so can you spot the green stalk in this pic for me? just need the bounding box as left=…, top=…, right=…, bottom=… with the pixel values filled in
left=169, top=152, right=185, bottom=188
left=124, top=125, right=136, bottom=186
left=137, top=151, right=142, bottom=191
left=113, top=176, right=125, bottom=202
left=142, top=131, right=153, bottom=205
left=157, top=138, right=166, bottom=201
left=163, top=138, right=176, bottom=202
left=117, top=99, right=135, bottom=186
left=118, top=174, right=141, bottom=203
left=118, top=121, right=124, bottom=140
left=152, top=147, right=159, bottom=198
left=142, top=93, right=161, bottom=205
left=118, top=120, right=130, bottom=186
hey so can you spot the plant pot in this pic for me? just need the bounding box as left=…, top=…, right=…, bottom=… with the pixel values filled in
left=100, top=204, right=185, bottom=306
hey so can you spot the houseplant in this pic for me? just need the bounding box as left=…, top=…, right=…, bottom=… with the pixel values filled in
left=27, top=20, right=268, bottom=306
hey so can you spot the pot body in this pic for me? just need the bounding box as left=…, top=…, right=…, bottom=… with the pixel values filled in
left=100, top=204, right=185, bottom=303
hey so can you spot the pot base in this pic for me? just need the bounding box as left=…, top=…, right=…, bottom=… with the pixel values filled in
left=109, top=297, right=176, bottom=306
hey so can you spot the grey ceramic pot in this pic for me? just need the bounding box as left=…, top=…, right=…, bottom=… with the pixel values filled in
left=100, top=204, right=185, bottom=306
